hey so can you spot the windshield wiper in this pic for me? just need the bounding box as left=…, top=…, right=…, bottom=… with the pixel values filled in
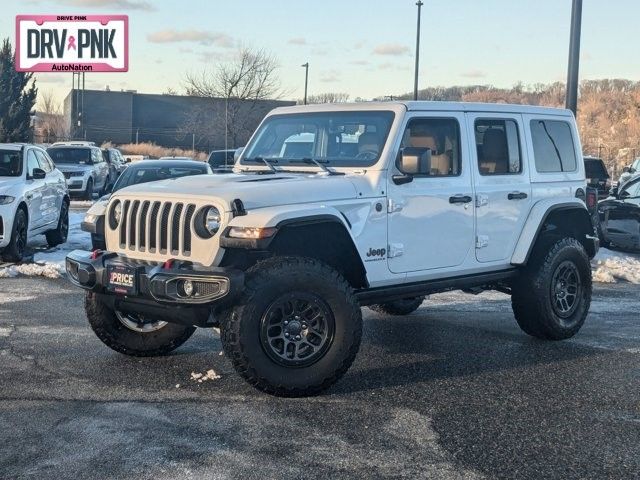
left=289, top=158, right=344, bottom=176
left=243, top=157, right=278, bottom=174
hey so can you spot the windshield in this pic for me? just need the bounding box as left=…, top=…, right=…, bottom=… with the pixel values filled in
left=241, top=111, right=395, bottom=168
left=0, top=150, right=22, bottom=177
left=113, top=165, right=208, bottom=193
left=47, top=147, right=92, bottom=165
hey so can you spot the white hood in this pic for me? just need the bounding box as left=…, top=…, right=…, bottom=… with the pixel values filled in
left=112, top=172, right=362, bottom=211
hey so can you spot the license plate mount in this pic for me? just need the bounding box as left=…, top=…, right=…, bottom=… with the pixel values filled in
left=106, top=264, right=138, bottom=295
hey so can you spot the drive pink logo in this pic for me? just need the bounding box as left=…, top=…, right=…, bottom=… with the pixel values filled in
left=15, top=15, right=128, bottom=72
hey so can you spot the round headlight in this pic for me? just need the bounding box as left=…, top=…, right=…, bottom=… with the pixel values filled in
left=109, top=200, right=122, bottom=230
left=204, top=206, right=221, bottom=236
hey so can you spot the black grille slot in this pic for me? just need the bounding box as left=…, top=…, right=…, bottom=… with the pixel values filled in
left=159, top=203, right=171, bottom=252
left=183, top=205, right=196, bottom=254
left=171, top=204, right=184, bottom=254
left=129, top=201, right=140, bottom=249
left=0, top=216, right=4, bottom=237
left=119, top=200, right=130, bottom=246
left=149, top=202, right=161, bottom=251
left=139, top=201, right=150, bottom=250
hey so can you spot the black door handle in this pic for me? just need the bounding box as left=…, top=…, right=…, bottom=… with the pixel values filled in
left=508, top=192, right=528, bottom=200
left=449, top=194, right=472, bottom=204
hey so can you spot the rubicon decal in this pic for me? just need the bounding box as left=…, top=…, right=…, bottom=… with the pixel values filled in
left=15, top=15, right=128, bottom=72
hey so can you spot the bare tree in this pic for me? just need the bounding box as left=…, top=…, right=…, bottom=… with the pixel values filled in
left=303, top=92, right=350, bottom=104
left=36, top=90, right=68, bottom=143
left=183, top=47, right=283, bottom=149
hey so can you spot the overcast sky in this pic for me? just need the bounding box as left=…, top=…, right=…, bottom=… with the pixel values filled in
left=3, top=0, right=639, bottom=107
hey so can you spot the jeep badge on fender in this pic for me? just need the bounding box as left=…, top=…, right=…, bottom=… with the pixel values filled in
left=65, top=101, right=599, bottom=397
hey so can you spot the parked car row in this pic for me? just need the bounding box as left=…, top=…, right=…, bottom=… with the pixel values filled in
left=0, top=143, right=69, bottom=262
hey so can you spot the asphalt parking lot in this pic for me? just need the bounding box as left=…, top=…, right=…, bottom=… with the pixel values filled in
left=1, top=276, right=638, bottom=479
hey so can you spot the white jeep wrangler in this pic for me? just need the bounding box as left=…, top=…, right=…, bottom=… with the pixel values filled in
left=66, top=102, right=599, bottom=396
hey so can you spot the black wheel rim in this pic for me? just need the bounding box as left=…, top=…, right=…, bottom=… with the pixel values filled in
left=60, top=204, right=69, bottom=240
left=551, top=260, right=581, bottom=319
left=15, top=214, right=27, bottom=256
left=259, top=292, right=335, bottom=367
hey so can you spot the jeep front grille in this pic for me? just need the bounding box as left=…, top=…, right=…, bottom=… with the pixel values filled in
left=116, top=200, right=196, bottom=256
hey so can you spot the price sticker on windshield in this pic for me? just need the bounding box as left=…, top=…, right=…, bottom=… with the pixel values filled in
left=15, top=15, right=128, bottom=72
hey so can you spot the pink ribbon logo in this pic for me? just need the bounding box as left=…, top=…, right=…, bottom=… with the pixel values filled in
left=67, top=35, right=76, bottom=50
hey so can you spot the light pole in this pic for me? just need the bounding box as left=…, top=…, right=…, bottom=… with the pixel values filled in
left=413, top=0, right=423, bottom=101
left=301, top=62, right=309, bottom=105
left=565, top=0, right=583, bottom=115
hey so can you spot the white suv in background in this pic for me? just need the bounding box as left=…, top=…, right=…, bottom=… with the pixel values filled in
left=0, top=144, right=69, bottom=262
left=47, top=142, right=110, bottom=200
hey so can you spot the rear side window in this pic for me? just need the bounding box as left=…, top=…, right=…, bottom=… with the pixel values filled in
left=474, top=119, right=522, bottom=175
left=530, top=120, right=577, bottom=173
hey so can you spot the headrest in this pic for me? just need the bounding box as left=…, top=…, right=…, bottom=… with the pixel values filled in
left=358, top=132, right=380, bottom=151
left=410, top=135, right=437, bottom=151
left=482, top=128, right=508, bottom=161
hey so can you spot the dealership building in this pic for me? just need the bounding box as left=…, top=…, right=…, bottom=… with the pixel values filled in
left=63, top=89, right=295, bottom=151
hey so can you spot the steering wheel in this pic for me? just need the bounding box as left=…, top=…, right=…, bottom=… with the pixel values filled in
left=355, top=150, right=378, bottom=161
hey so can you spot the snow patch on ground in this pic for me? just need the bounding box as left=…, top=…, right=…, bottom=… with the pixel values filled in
left=591, top=248, right=640, bottom=284
left=190, top=369, right=221, bottom=383
left=0, top=208, right=91, bottom=279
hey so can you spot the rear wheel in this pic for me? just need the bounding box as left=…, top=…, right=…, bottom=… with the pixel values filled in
left=220, top=256, right=362, bottom=397
left=512, top=237, right=592, bottom=340
left=369, top=296, right=425, bottom=316
left=85, top=292, right=196, bottom=356
left=1, top=208, right=28, bottom=263
left=45, top=201, right=69, bottom=247
left=83, top=178, right=94, bottom=201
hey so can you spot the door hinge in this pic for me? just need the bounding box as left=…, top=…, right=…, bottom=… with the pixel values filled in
left=388, top=243, right=404, bottom=258
left=476, top=194, right=489, bottom=207
left=387, top=198, right=404, bottom=213
left=476, top=235, right=489, bottom=249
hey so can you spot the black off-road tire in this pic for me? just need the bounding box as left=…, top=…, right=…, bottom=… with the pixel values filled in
left=45, top=200, right=69, bottom=247
left=85, top=292, right=196, bottom=357
left=369, top=296, right=425, bottom=316
left=1, top=208, right=28, bottom=263
left=512, top=237, right=592, bottom=340
left=220, top=256, right=362, bottom=397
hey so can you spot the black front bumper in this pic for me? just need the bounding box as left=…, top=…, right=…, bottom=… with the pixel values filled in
left=65, top=250, right=244, bottom=327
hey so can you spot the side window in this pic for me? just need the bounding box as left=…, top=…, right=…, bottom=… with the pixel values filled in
left=400, top=118, right=461, bottom=176
left=34, top=150, right=53, bottom=173
left=26, top=150, right=40, bottom=177
left=530, top=120, right=577, bottom=173
left=475, top=119, right=521, bottom=175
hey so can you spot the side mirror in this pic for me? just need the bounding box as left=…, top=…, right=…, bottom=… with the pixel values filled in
left=398, top=147, right=432, bottom=174
left=619, top=190, right=630, bottom=199
left=31, top=168, right=46, bottom=180
left=622, top=166, right=631, bottom=173
left=610, top=185, right=619, bottom=197
left=234, top=147, right=244, bottom=163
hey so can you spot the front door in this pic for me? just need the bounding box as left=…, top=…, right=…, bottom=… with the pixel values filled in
left=24, top=149, right=45, bottom=229
left=387, top=113, right=475, bottom=274
left=467, top=113, right=532, bottom=263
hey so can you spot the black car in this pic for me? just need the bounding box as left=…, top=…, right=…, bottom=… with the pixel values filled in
left=82, top=160, right=212, bottom=250
left=207, top=148, right=241, bottom=173
left=584, top=156, right=611, bottom=199
left=597, top=173, right=640, bottom=251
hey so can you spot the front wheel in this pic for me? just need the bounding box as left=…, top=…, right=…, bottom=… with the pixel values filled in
left=1, top=208, right=28, bottom=263
left=511, top=237, right=592, bottom=340
left=220, top=256, right=362, bottom=397
left=85, top=292, right=196, bottom=356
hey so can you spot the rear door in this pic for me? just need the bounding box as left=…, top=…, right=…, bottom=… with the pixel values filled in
left=467, top=113, right=531, bottom=263
left=387, top=112, right=475, bottom=273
